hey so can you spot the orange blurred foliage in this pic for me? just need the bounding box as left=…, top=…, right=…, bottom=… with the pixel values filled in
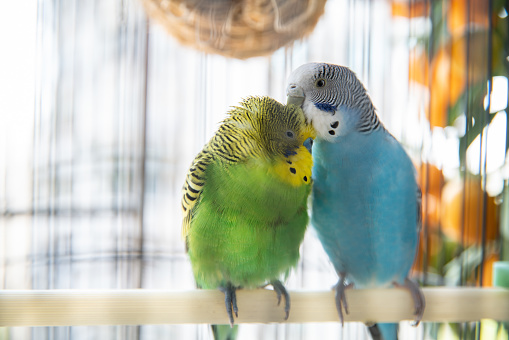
left=391, top=0, right=429, bottom=18
left=412, top=164, right=444, bottom=273
left=448, top=0, right=490, bottom=37
left=410, top=33, right=489, bottom=127
left=441, top=177, right=499, bottom=246
left=422, top=193, right=441, bottom=228
left=409, top=48, right=429, bottom=86
left=417, top=163, right=444, bottom=228
left=476, top=253, right=500, bottom=287
left=418, top=163, right=444, bottom=198
left=412, top=227, right=442, bottom=273
left=429, top=38, right=468, bottom=127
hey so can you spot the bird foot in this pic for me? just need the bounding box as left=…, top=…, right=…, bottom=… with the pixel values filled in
left=366, top=323, right=383, bottom=340
left=393, top=277, right=425, bottom=326
left=219, top=283, right=238, bottom=327
left=334, top=274, right=354, bottom=325
left=266, top=280, right=290, bottom=320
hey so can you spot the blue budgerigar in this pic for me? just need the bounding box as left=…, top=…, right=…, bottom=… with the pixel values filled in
left=286, top=62, right=425, bottom=340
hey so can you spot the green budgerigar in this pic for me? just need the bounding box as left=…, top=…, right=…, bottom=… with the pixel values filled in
left=182, top=96, right=315, bottom=340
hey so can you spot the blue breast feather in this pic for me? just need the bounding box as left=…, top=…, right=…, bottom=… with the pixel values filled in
left=311, top=131, right=419, bottom=287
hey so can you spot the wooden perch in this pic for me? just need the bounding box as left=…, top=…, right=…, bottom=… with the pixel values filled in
left=1, top=288, right=508, bottom=327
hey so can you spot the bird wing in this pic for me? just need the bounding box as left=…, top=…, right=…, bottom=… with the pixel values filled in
left=181, top=148, right=215, bottom=239
left=181, top=122, right=256, bottom=239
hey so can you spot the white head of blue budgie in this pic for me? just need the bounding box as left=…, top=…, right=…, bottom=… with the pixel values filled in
left=287, top=62, right=384, bottom=142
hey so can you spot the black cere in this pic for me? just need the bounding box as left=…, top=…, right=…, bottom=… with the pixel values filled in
left=329, top=130, right=335, bottom=135
left=303, top=176, right=308, bottom=182
left=290, top=167, right=296, bottom=174
left=330, top=121, right=339, bottom=128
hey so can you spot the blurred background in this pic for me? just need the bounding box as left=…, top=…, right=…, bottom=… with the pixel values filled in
left=0, top=0, right=508, bottom=339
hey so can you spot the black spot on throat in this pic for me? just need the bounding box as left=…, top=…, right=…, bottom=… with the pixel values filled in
left=303, top=176, right=308, bottom=182
left=290, top=167, right=296, bottom=174
left=329, top=130, right=335, bottom=135
left=330, top=121, right=339, bottom=128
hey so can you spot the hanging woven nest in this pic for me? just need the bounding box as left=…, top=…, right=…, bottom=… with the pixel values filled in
left=141, top=0, right=327, bottom=59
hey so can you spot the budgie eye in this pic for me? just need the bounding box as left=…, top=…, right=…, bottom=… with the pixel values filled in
left=286, top=131, right=295, bottom=138
left=315, top=78, right=326, bottom=88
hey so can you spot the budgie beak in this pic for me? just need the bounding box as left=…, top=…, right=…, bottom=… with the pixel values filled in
left=303, top=137, right=313, bottom=154
left=286, top=84, right=305, bottom=108
left=302, top=124, right=316, bottom=153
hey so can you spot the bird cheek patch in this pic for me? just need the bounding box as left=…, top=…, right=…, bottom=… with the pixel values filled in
left=328, top=121, right=339, bottom=136
left=314, top=103, right=337, bottom=113
left=272, top=145, right=313, bottom=187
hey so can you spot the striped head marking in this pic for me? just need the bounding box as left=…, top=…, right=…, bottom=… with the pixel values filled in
left=287, top=63, right=381, bottom=140
left=237, top=97, right=315, bottom=186
left=235, top=96, right=314, bottom=160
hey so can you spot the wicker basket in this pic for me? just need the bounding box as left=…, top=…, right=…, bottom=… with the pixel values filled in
left=141, top=0, right=327, bottom=59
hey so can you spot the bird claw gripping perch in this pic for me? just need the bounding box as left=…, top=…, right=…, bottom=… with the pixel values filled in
left=393, top=277, right=426, bottom=326
left=270, top=280, right=291, bottom=320
left=219, top=283, right=238, bottom=327
left=334, top=274, right=354, bottom=325
left=367, top=323, right=383, bottom=340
